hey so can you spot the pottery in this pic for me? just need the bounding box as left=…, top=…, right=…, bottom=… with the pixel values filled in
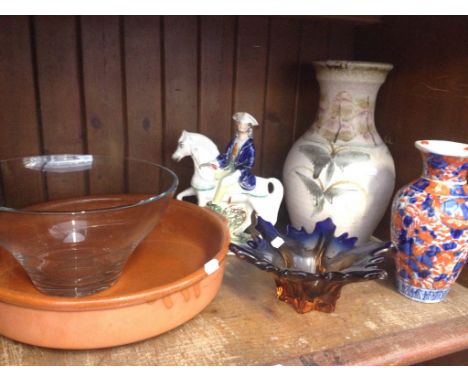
left=391, top=140, right=468, bottom=303
left=172, top=124, right=283, bottom=240
left=0, top=199, right=230, bottom=349
left=0, top=155, right=178, bottom=297
left=283, top=60, right=395, bottom=244
left=230, top=216, right=392, bottom=313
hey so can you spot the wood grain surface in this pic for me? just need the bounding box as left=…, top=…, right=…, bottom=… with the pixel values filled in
left=0, top=15, right=356, bottom=198
left=262, top=17, right=301, bottom=180
left=0, top=255, right=467, bottom=365
left=233, top=16, right=269, bottom=173
left=162, top=16, right=198, bottom=192
left=34, top=16, right=87, bottom=200
left=199, top=16, right=235, bottom=146
left=0, top=16, right=46, bottom=208
left=293, top=21, right=329, bottom=141
left=81, top=16, right=126, bottom=194
left=123, top=16, right=163, bottom=193
left=354, top=16, right=468, bottom=241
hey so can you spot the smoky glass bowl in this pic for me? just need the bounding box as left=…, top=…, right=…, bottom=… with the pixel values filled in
left=0, top=155, right=178, bottom=297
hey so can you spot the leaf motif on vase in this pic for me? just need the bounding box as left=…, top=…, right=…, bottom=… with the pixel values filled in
left=325, top=160, right=335, bottom=183
left=295, top=171, right=325, bottom=212
left=331, top=91, right=354, bottom=120
left=338, top=129, right=356, bottom=142
left=302, top=134, right=330, bottom=146
left=298, top=144, right=332, bottom=179
left=316, top=91, right=381, bottom=144
left=357, top=122, right=369, bottom=134
left=355, top=97, right=372, bottom=110
left=324, top=181, right=364, bottom=204
left=321, top=128, right=338, bottom=142
left=295, top=170, right=366, bottom=214
left=333, top=150, right=371, bottom=169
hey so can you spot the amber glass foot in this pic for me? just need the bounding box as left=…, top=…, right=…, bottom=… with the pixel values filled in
left=274, top=276, right=345, bottom=313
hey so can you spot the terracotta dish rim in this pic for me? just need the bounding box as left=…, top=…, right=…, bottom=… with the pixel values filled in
left=0, top=200, right=230, bottom=312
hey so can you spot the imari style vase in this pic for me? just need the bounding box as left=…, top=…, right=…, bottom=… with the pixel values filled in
left=391, top=140, right=468, bottom=303
left=283, top=61, right=395, bottom=244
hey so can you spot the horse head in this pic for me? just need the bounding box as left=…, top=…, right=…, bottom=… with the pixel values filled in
left=171, top=131, right=220, bottom=164
left=171, top=130, right=192, bottom=162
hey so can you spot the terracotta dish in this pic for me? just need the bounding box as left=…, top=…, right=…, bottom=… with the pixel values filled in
left=0, top=200, right=230, bottom=349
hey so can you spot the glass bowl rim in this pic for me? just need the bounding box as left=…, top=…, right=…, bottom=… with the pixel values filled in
left=0, top=154, right=179, bottom=215
left=229, top=242, right=390, bottom=282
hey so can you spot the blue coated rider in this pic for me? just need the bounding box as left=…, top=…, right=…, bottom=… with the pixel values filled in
left=208, top=112, right=259, bottom=206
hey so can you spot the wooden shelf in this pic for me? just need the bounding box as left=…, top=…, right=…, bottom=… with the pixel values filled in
left=275, top=15, right=383, bottom=25
left=1, top=254, right=467, bottom=365
left=312, top=15, right=382, bottom=24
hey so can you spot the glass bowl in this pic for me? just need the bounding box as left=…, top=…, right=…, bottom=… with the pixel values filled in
left=0, top=155, right=178, bottom=297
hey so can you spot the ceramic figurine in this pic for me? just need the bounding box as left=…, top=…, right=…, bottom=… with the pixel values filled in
left=283, top=60, right=395, bottom=244
left=230, top=216, right=393, bottom=313
left=209, top=112, right=258, bottom=208
left=171, top=112, right=284, bottom=240
left=391, top=140, right=468, bottom=303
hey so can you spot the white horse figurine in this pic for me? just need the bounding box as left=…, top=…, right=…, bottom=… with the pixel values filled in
left=171, top=131, right=284, bottom=236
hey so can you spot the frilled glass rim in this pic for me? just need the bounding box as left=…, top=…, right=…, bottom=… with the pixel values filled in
left=0, top=155, right=179, bottom=215
left=229, top=241, right=391, bottom=282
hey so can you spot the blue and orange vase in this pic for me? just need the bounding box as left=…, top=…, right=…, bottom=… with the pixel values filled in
left=391, top=140, right=468, bottom=303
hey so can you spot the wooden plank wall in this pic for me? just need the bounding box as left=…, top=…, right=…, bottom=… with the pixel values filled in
left=0, top=15, right=355, bottom=208
left=1, top=16, right=466, bottom=238
left=354, top=16, right=468, bottom=240
left=0, top=16, right=46, bottom=208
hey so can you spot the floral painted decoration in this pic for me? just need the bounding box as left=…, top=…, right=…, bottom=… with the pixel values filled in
left=315, top=91, right=380, bottom=145
left=391, top=141, right=468, bottom=303
left=229, top=217, right=393, bottom=313
left=422, top=151, right=468, bottom=183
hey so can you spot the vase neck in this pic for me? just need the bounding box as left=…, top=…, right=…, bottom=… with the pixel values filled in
left=421, top=152, right=467, bottom=184
left=312, top=79, right=385, bottom=146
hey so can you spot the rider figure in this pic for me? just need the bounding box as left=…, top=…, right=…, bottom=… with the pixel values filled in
left=206, top=112, right=259, bottom=209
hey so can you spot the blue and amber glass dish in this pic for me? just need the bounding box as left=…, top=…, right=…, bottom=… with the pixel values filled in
left=230, top=217, right=393, bottom=313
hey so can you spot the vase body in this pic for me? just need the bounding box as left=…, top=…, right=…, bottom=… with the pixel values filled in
left=391, top=140, right=468, bottom=303
left=283, top=60, right=395, bottom=244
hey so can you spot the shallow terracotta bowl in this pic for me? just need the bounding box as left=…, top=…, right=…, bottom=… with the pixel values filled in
left=0, top=200, right=229, bottom=349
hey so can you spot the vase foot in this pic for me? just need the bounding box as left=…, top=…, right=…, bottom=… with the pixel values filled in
left=396, top=277, right=450, bottom=303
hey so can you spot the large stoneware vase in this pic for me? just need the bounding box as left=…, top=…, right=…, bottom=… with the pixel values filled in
left=283, top=60, right=395, bottom=244
left=391, top=140, right=468, bottom=303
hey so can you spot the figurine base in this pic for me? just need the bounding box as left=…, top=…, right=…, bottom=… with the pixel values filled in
left=396, top=277, right=450, bottom=303
left=205, top=202, right=253, bottom=240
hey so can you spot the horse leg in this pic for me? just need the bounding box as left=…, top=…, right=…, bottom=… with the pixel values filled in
left=176, top=187, right=196, bottom=201
left=196, top=189, right=216, bottom=207
left=198, top=192, right=208, bottom=207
